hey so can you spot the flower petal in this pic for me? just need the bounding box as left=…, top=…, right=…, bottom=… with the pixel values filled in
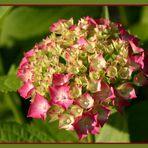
left=24, top=49, right=34, bottom=58
left=17, top=67, right=32, bottom=82
left=73, top=113, right=100, bottom=140
left=118, top=24, right=139, bottom=45
left=112, top=97, right=130, bottom=112
left=49, top=84, right=73, bottom=109
left=69, top=85, right=82, bottom=99
left=133, top=71, right=148, bottom=86
left=143, top=50, right=148, bottom=76
left=85, top=16, right=97, bottom=26
left=18, top=80, right=34, bottom=99
left=115, top=83, right=137, bottom=100
left=89, top=53, right=106, bottom=71
left=59, top=114, right=74, bottom=130
left=95, top=18, right=110, bottom=25
left=52, top=74, right=73, bottom=86
left=93, top=82, right=115, bottom=102
left=96, top=105, right=111, bottom=127
left=70, top=105, right=83, bottom=118
left=129, top=41, right=144, bottom=54
left=78, top=37, right=87, bottom=46
left=128, top=53, right=144, bottom=70
left=87, top=79, right=101, bottom=93
left=49, top=19, right=68, bottom=33
left=77, top=92, right=94, bottom=109
left=48, top=104, right=65, bottom=122
left=19, top=57, right=28, bottom=68
left=27, top=93, right=50, bottom=120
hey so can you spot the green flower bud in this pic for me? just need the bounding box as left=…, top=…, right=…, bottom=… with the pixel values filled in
left=107, top=66, right=117, bottom=78
left=89, top=71, right=100, bottom=80
left=59, top=114, right=74, bottom=130
left=87, top=79, right=101, bottom=93
left=70, top=105, right=83, bottom=117
left=69, top=85, right=82, bottom=99
left=118, top=67, right=130, bottom=79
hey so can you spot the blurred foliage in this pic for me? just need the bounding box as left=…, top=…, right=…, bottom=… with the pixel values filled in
left=0, top=6, right=148, bottom=142
left=96, top=111, right=130, bottom=142
left=0, top=122, right=55, bottom=142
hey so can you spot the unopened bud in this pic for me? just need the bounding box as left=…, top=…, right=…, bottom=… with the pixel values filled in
left=70, top=105, right=83, bottom=117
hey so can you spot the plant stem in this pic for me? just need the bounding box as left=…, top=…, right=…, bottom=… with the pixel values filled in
left=87, top=133, right=95, bottom=143
left=102, top=6, right=110, bottom=19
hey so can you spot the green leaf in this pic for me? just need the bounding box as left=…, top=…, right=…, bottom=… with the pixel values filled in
left=0, top=6, right=12, bottom=20
left=32, top=119, right=79, bottom=142
left=0, top=93, right=13, bottom=121
left=130, top=23, right=148, bottom=42
left=0, top=122, right=54, bottom=142
left=140, top=6, right=148, bottom=24
left=7, top=64, right=18, bottom=75
left=95, top=112, right=130, bottom=142
left=0, top=75, right=21, bottom=93
left=129, top=7, right=148, bottom=42
left=0, top=6, right=100, bottom=47
left=0, top=6, right=13, bottom=40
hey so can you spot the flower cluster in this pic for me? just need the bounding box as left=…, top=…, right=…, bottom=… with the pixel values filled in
left=17, top=17, right=148, bottom=140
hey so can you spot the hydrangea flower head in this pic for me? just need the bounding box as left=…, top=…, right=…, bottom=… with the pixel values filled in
left=17, top=16, right=148, bottom=140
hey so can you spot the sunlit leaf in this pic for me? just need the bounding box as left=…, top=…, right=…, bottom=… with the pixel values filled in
left=0, top=75, right=21, bottom=93
left=130, top=23, right=148, bottom=42
left=130, top=7, right=148, bottom=42
left=140, top=6, right=148, bottom=24
left=0, top=6, right=12, bottom=20
left=95, top=112, right=130, bottom=142
left=32, top=119, right=79, bottom=142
